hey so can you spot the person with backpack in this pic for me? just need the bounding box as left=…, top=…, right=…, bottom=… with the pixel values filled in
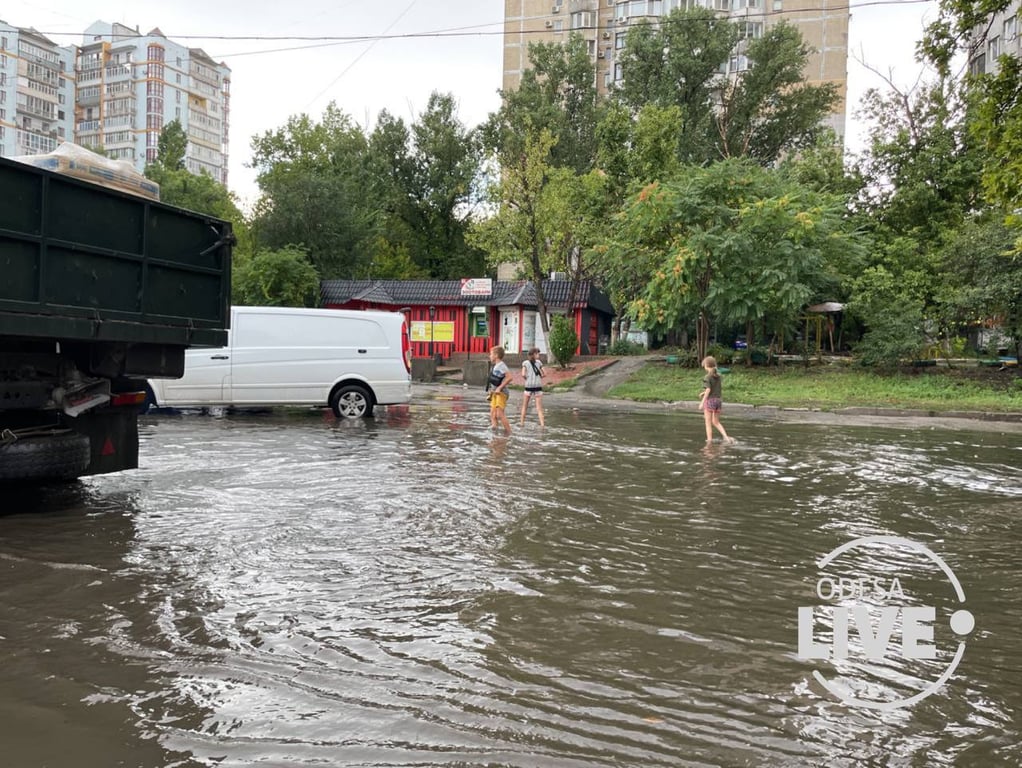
left=487, top=345, right=512, bottom=434
left=519, top=347, right=546, bottom=427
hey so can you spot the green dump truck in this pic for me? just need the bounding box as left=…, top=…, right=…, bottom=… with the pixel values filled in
left=0, top=155, right=233, bottom=482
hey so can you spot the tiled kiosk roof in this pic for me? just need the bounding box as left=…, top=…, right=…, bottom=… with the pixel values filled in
left=321, top=279, right=615, bottom=316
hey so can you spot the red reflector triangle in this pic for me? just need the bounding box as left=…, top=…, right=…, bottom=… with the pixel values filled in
left=101, top=438, right=116, bottom=456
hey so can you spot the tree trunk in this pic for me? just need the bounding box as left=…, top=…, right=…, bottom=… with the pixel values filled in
left=696, top=311, right=710, bottom=364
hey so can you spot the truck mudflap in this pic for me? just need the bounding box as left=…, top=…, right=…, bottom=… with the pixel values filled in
left=66, top=392, right=147, bottom=476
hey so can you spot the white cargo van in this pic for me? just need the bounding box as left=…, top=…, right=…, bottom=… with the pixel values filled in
left=147, top=307, right=412, bottom=418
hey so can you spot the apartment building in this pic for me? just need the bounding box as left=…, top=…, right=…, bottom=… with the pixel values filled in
left=968, top=0, right=1020, bottom=75
left=0, top=21, right=75, bottom=158
left=503, top=0, right=849, bottom=137
left=75, top=22, right=231, bottom=184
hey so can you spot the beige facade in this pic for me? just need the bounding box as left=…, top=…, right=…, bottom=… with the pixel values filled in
left=969, top=0, right=1021, bottom=76
left=503, top=0, right=848, bottom=137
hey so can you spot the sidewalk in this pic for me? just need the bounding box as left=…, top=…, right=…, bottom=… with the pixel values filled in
left=411, top=358, right=1022, bottom=434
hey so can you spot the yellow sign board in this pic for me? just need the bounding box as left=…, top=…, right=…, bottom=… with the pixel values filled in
left=410, top=321, right=455, bottom=343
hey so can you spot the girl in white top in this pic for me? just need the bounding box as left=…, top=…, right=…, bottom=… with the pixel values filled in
left=519, top=347, right=545, bottom=427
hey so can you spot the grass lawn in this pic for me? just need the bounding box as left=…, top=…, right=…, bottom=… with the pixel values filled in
left=607, top=362, right=1022, bottom=413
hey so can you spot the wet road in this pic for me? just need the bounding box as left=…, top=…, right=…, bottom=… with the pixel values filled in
left=1, top=404, right=1020, bottom=767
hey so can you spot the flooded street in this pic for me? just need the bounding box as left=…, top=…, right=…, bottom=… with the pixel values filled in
left=1, top=404, right=1021, bottom=767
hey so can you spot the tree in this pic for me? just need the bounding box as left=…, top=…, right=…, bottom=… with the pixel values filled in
left=470, top=129, right=612, bottom=337
left=404, top=93, right=486, bottom=278
left=604, top=160, right=858, bottom=361
left=232, top=245, right=320, bottom=307
left=921, top=0, right=1022, bottom=220
left=614, top=9, right=737, bottom=147
left=548, top=315, right=579, bottom=368
left=483, top=34, right=599, bottom=174
left=939, top=215, right=1022, bottom=360
left=971, top=56, right=1022, bottom=221
left=613, top=11, right=835, bottom=165
left=849, top=266, right=927, bottom=366
left=469, top=129, right=559, bottom=333
left=154, top=119, right=188, bottom=171
left=249, top=104, right=376, bottom=279
left=715, top=23, right=839, bottom=162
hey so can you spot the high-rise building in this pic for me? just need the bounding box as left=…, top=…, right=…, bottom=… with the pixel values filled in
left=968, top=0, right=1020, bottom=76
left=502, top=0, right=849, bottom=138
left=0, top=21, right=76, bottom=158
left=75, top=22, right=231, bottom=184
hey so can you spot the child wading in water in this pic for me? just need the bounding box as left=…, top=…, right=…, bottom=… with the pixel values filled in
left=519, top=347, right=545, bottom=427
left=699, top=356, right=734, bottom=444
left=487, top=346, right=512, bottom=435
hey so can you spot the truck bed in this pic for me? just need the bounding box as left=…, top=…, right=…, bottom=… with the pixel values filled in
left=0, top=154, right=231, bottom=348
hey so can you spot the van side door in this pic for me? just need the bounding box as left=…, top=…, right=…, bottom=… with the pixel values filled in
left=159, top=332, right=231, bottom=406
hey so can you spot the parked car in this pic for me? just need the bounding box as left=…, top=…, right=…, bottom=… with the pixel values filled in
left=147, top=307, right=412, bottom=418
left=733, top=335, right=748, bottom=350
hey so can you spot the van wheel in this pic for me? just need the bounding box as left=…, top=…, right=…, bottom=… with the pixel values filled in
left=0, top=431, right=91, bottom=483
left=139, top=384, right=156, bottom=415
left=330, top=384, right=374, bottom=419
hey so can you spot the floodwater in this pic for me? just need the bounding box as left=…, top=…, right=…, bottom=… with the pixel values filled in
left=1, top=404, right=1020, bottom=768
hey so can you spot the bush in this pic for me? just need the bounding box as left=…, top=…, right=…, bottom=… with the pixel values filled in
left=549, top=315, right=579, bottom=367
left=705, top=344, right=734, bottom=365
left=609, top=339, right=645, bottom=356
left=855, top=306, right=926, bottom=367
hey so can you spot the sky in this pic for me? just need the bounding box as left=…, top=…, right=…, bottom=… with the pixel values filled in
left=6, top=0, right=938, bottom=208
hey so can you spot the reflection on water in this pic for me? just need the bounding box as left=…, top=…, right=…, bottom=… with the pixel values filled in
left=1, top=407, right=1020, bottom=767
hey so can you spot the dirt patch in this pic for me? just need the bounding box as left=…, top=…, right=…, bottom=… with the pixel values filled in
left=540, top=358, right=618, bottom=388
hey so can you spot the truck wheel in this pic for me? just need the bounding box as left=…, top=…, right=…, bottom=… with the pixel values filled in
left=330, top=384, right=374, bottom=419
left=0, top=432, right=91, bottom=483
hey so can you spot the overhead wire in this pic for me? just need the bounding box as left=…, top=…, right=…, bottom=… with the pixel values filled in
left=25, top=0, right=937, bottom=56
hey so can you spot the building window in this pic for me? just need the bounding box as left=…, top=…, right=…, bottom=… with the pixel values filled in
left=740, top=21, right=764, bottom=39
left=1004, top=16, right=1017, bottom=42
left=616, top=32, right=627, bottom=49
left=772, top=0, right=782, bottom=9
left=969, top=53, right=986, bottom=75
left=989, top=36, right=1001, bottom=59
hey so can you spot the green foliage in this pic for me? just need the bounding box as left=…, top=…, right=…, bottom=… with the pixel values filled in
left=250, top=105, right=374, bottom=278
left=155, top=119, right=188, bottom=171
left=716, top=23, right=839, bottom=162
left=855, top=79, right=981, bottom=244
left=849, top=266, right=927, bottom=367
left=613, top=11, right=836, bottom=165
left=365, top=236, right=430, bottom=279
left=145, top=164, right=253, bottom=262
left=603, top=159, right=860, bottom=361
left=370, top=94, right=486, bottom=279
left=232, top=246, right=320, bottom=307
left=614, top=9, right=738, bottom=159
left=971, top=55, right=1022, bottom=219
left=938, top=215, right=1022, bottom=358
left=608, top=338, right=646, bottom=356
left=470, top=129, right=613, bottom=331
left=549, top=315, right=579, bottom=368
left=483, top=34, right=599, bottom=173
left=706, top=344, right=734, bottom=365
